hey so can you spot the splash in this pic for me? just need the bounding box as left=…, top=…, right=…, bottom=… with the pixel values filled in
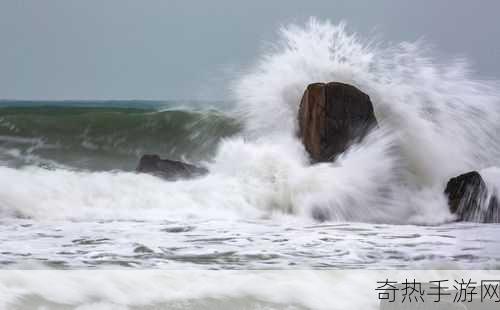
left=227, top=18, right=500, bottom=223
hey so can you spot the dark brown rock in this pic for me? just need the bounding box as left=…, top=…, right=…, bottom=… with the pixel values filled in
left=298, top=82, right=377, bottom=162
left=444, top=171, right=499, bottom=222
left=137, top=154, right=208, bottom=180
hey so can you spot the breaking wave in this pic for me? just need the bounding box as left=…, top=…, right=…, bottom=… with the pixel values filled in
left=0, top=106, right=240, bottom=170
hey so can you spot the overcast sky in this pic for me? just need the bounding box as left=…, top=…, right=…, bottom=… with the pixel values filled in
left=1, top=0, right=499, bottom=100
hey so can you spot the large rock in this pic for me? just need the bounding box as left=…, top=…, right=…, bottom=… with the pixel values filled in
left=298, top=82, right=377, bottom=162
left=444, top=171, right=499, bottom=222
left=137, top=154, right=208, bottom=180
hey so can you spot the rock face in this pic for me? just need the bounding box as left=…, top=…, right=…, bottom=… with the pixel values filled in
left=137, top=154, right=208, bottom=180
left=444, top=171, right=499, bottom=222
left=298, top=82, right=377, bottom=162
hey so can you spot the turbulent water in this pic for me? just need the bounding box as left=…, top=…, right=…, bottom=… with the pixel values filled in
left=2, top=19, right=500, bottom=276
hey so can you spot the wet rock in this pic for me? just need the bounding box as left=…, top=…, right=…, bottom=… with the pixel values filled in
left=298, top=82, right=377, bottom=162
left=137, top=154, right=208, bottom=180
left=444, top=171, right=499, bottom=222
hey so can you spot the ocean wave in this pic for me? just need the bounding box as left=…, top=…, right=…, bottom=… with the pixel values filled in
left=0, top=107, right=241, bottom=171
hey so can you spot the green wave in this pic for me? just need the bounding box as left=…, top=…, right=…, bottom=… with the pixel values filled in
left=0, top=106, right=241, bottom=171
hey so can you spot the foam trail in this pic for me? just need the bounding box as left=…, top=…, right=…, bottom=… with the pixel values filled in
left=0, top=166, right=273, bottom=221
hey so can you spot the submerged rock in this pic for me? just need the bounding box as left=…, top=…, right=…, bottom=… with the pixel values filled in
left=444, top=171, right=499, bottom=222
left=137, top=154, right=208, bottom=180
left=298, top=82, right=377, bottom=162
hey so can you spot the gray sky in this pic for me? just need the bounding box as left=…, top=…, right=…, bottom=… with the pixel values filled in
left=1, top=0, right=499, bottom=100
